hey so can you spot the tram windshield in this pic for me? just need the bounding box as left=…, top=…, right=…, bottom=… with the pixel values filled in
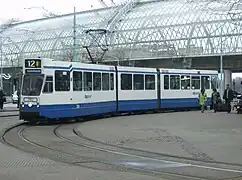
left=22, top=75, right=44, bottom=96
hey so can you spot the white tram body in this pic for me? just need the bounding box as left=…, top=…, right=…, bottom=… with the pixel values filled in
left=159, top=68, right=217, bottom=108
left=20, top=58, right=218, bottom=121
left=117, top=66, right=158, bottom=112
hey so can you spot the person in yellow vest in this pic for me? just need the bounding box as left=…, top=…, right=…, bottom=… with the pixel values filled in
left=198, top=88, right=207, bottom=113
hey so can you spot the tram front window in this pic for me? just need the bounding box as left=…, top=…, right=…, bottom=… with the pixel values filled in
left=22, top=75, right=44, bottom=96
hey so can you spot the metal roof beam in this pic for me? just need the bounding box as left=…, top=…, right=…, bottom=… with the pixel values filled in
left=104, top=0, right=139, bottom=31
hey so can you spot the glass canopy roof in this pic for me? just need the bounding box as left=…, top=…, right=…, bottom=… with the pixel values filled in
left=1, top=0, right=242, bottom=66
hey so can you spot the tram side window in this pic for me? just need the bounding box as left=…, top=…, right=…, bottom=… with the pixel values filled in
left=73, top=71, right=82, bottom=91
left=133, top=74, right=144, bottom=90
left=145, top=75, right=155, bottom=90
left=181, top=76, right=191, bottom=90
left=55, top=71, right=70, bottom=91
left=102, top=73, right=110, bottom=91
left=110, top=73, right=114, bottom=90
left=121, top=74, right=132, bottom=90
left=191, top=76, right=200, bottom=89
left=164, top=75, right=169, bottom=90
left=211, top=75, right=218, bottom=90
left=84, top=72, right=92, bottom=91
left=201, top=76, right=210, bottom=89
left=43, top=76, right=53, bottom=93
left=93, top=72, right=101, bottom=91
left=170, top=75, right=180, bottom=90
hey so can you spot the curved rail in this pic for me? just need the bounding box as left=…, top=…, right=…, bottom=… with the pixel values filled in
left=2, top=123, right=242, bottom=180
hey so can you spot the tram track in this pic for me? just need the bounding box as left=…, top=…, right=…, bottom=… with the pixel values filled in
left=2, top=122, right=242, bottom=180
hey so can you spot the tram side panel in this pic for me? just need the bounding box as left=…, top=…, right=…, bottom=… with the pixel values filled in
left=117, top=66, right=158, bottom=112
left=70, top=65, right=117, bottom=117
left=37, top=68, right=74, bottom=119
left=159, top=69, right=217, bottom=109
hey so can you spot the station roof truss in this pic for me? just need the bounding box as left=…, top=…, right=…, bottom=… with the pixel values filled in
left=1, top=0, right=242, bottom=66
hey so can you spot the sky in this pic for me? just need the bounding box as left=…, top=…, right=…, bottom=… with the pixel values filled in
left=0, top=0, right=121, bottom=23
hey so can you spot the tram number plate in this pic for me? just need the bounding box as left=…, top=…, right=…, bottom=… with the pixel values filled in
left=25, top=59, right=41, bottom=68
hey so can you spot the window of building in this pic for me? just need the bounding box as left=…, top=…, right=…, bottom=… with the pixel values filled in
left=73, top=71, right=82, bottom=91
left=201, top=76, right=210, bottom=89
left=191, top=76, right=200, bottom=89
left=211, top=75, right=218, bottom=90
left=93, top=72, right=101, bottom=91
left=102, top=73, right=110, bottom=90
left=121, top=74, right=132, bottom=90
left=133, top=74, right=144, bottom=90
left=145, top=75, right=155, bottom=90
left=84, top=72, right=92, bottom=91
left=164, top=75, right=169, bottom=90
left=181, top=75, right=191, bottom=90
left=170, top=75, right=180, bottom=90
left=110, top=73, right=114, bottom=90
left=43, top=76, right=53, bottom=93
left=55, top=70, right=70, bottom=91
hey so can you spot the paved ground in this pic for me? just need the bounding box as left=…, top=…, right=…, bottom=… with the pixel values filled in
left=0, top=117, right=162, bottom=180
left=0, top=110, right=242, bottom=180
left=77, top=110, right=242, bottom=165
left=0, top=104, right=19, bottom=117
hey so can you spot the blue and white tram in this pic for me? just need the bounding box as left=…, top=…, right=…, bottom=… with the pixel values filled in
left=159, top=68, right=217, bottom=108
left=20, top=58, right=218, bottom=122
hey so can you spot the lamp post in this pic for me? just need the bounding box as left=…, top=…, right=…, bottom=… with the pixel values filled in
left=0, top=36, right=3, bottom=89
left=220, top=26, right=223, bottom=95
left=73, top=6, right=77, bottom=62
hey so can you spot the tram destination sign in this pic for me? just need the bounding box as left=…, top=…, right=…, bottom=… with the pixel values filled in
left=25, top=69, right=41, bottom=74
left=25, top=59, right=41, bottom=68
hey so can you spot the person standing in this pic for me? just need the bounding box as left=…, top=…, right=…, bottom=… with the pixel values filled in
left=223, top=84, right=234, bottom=113
left=198, top=88, right=207, bottom=113
left=0, top=88, right=6, bottom=110
left=211, top=88, right=220, bottom=113
left=17, top=89, right=20, bottom=108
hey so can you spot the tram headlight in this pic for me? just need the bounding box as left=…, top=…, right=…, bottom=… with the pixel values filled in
left=28, top=103, right=33, bottom=107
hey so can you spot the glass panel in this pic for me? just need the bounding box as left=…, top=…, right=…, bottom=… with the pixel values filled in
left=22, top=75, right=44, bottom=96
left=164, top=75, right=169, bottom=90
left=55, top=70, right=70, bottom=91
left=110, top=73, right=114, bottom=90
left=133, top=74, right=144, bottom=90
left=181, top=75, right=191, bottom=90
left=93, top=72, right=101, bottom=91
left=211, top=75, right=218, bottom=89
left=73, top=71, right=82, bottom=91
left=145, top=75, right=155, bottom=90
left=170, top=75, right=180, bottom=90
left=43, top=76, right=53, bottom=93
left=201, top=76, right=210, bottom=89
left=84, top=72, right=92, bottom=91
left=191, top=76, right=200, bottom=89
left=102, top=73, right=110, bottom=91
left=121, top=74, right=132, bottom=90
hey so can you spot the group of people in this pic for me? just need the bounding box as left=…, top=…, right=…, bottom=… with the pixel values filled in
left=198, top=84, right=234, bottom=113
